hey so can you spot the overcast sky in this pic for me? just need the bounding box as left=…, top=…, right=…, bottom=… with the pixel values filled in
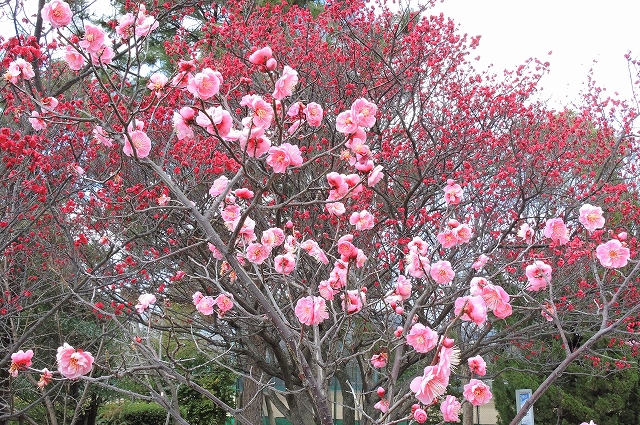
left=430, top=0, right=640, bottom=107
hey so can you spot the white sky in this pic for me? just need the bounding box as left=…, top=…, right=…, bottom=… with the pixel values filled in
left=429, top=0, right=640, bottom=107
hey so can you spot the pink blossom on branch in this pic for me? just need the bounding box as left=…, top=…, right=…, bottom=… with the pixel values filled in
left=596, top=239, right=630, bottom=268
left=304, top=102, right=323, bottom=126
left=543, top=217, right=569, bottom=245
left=468, top=355, right=487, bottom=376
left=342, top=289, right=365, bottom=314
left=351, top=98, right=377, bottom=128
left=192, top=291, right=215, bottom=315
left=579, top=203, right=605, bottom=232
left=64, top=46, right=85, bottom=71
left=349, top=210, right=375, bottom=231
left=272, top=66, right=299, bottom=100
left=56, top=343, right=94, bottom=379
left=443, top=179, right=463, bottom=205
left=249, top=46, right=273, bottom=65
left=454, top=296, right=487, bottom=326
left=463, top=379, right=492, bottom=406
left=410, top=364, right=449, bottom=405
left=440, top=395, right=461, bottom=422
left=187, top=68, right=222, bottom=100
left=295, top=296, right=328, bottom=325
left=37, top=368, right=53, bottom=389
left=267, top=143, right=303, bottom=173
left=9, top=350, right=34, bottom=377
left=406, top=323, right=438, bottom=353
left=123, top=130, right=152, bottom=159
left=135, top=293, right=156, bottom=314
left=525, top=261, right=552, bottom=291
left=79, top=24, right=107, bottom=53
left=430, top=260, right=455, bottom=284
left=41, top=0, right=72, bottom=28
left=370, top=352, right=388, bottom=368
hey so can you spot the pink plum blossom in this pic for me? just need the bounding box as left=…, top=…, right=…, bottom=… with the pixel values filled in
left=123, top=130, right=152, bottom=158
left=405, top=251, right=430, bottom=278
left=196, top=107, right=233, bottom=137
left=245, top=243, right=270, bottom=265
left=41, top=0, right=72, bottom=28
left=430, top=260, right=455, bottom=284
left=215, top=294, right=233, bottom=316
left=42, top=0, right=73, bottom=28
left=241, top=95, right=274, bottom=130
left=261, top=228, right=286, bottom=248
left=395, top=275, right=412, bottom=301
left=116, top=12, right=136, bottom=39
left=472, top=254, right=489, bottom=271
left=326, top=202, right=346, bottom=216
left=408, top=236, right=429, bottom=255
left=267, top=143, right=303, bottom=173
left=65, top=46, right=85, bottom=70
left=336, top=110, right=359, bottom=134
left=5, top=59, right=35, bottom=83
left=9, top=350, right=33, bottom=377
left=349, top=210, right=375, bottom=231
left=90, top=45, right=115, bottom=65
left=406, top=323, right=438, bottom=353
left=173, top=106, right=196, bottom=140
left=544, top=217, right=569, bottom=245
left=239, top=131, right=272, bottom=158
left=37, top=368, right=53, bottom=389
left=28, top=112, right=46, bottom=131
left=525, top=261, right=552, bottom=291
left=410, top=364, right=449, bottom=405
left=273, top=66, right=299, bottom=100
left=480, top=284, right=512, bottom=319
left=596, top=239, right=630, bottom=269
left=274, top=253, right=296, bottom=274
left=208, top=243, right=224, bottom=260
left=370, top=352, right=388, bottom=368
left=249, top=46, right=273, bottom=65
left=517, top=222, right=535, bottom=243
left=209, top=176, right=229, bottom=197
left=443, top=179, right=463, bottom=205
left=42, top=97, right=59, bottom=111
left=437, top=229, right=459, bottom=248
left=57, top=343, right=94, bottom=379
left=295, top=296, right=328, bottom=325
left=468, top=355, right=487, bottom=376
left=342, top=290, right=365, bottom=314
left=454, top=296, right=487, bottom=325
left=440, top=395, right=461, bottom=422
left=192, top=291, right=215, bottom=315
left=79, top=24, right=106, bottom=53
left=373, top=399, right=389, bottom=413
left=300, top=239, right=329, bottom=264
left=135, top=293, right=156, bottom=313
left=413, top=408, right=428, bottom=423
left=147, top=72, right=168, bottom=93
left=351, top=98, right=377, bottom=128
left=463, top=379, right=492, bottom=406
left=368, top=165, right=384, bottom=186
left=579, top=204, right=605, bottom=232
left=187, top=68, right=222, bottom=100
left=304, top=102, right=323, bottom=126
left=135, top=14, right=159, bottom=37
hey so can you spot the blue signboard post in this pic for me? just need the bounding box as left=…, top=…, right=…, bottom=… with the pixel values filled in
left=515, top=389, right=534, bottom=425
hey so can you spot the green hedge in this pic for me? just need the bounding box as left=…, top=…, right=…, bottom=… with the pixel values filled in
left=97, top=401, right=167, bottom=425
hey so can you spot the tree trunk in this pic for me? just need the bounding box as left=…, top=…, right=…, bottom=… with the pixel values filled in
left=239, top=370, right=263, bottom=425
left=463, top=401, right=474, bottom=425
left=335, top=369, right=355, bottom=425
